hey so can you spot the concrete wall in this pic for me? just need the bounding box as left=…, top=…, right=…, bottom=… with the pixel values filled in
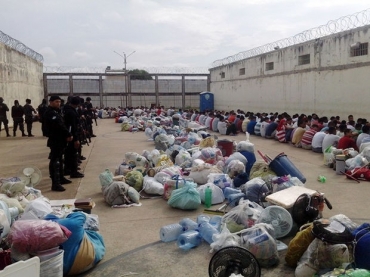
left=210, top=25, right=370, bottom=119
left=0, top=42, right=43, bottom=125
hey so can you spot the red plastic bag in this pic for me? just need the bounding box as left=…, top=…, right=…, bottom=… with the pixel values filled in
left=7, top=220, right=71, bottom=253
left=346, top=168, right=370, bottom=181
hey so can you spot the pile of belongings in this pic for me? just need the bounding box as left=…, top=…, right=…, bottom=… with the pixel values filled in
left=0, top=177, right=105, bottom=276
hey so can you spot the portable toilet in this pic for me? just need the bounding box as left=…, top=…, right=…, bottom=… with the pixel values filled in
left=200, top=91, right=214, bottom=112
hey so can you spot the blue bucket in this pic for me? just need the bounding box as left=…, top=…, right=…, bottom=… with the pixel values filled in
left=269, top=153, right=306, bottom=183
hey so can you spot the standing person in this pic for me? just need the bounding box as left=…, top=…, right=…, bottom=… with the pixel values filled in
left=11, top=100, right=27, bottom=137
left=84, top=97, right=96, bottom=137
left=37, top=99, right=48, bottom=137
left=23, top=99, right=36, bottom=137
left=0, top=97, right=11, bottom=137
left=43, top=95, right=73, bottom=192
left=63, top=97, right=84, bottom=178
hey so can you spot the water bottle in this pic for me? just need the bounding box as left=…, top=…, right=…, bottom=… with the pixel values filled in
left=159, top=223, right=184, bottom=242
left=197, top=214, right=210, bottom=224
left=177, top=230, right=202, bottom=250
left=209, top=215, right=223, bottom=232
left=223, top=187, right=241, bottom=199
left=198, top=221, right=220, bottom=244
left=204, top=186, right=212, bottom=208
left=179, top=218, right=198, bottom=232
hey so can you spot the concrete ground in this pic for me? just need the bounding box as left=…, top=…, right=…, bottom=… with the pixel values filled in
left=0, top=120, right=368, bottom=277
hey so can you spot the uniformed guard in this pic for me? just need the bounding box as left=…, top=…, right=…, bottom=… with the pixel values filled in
left=63, top=96, right=84, bottom=178
left=11, top=100, right=27, bottom=137
left=0, top=97, right=10, bottom=137
left=23, top=98, right=37, bottom=137
left=43, top=95, right=73, bottom=192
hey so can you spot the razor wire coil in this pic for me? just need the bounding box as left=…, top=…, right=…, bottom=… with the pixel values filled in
left=0, top=30, right=43, bottom=63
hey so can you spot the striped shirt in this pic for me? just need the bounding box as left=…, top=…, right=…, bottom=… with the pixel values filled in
left=301, top=129, right=317, bottom=146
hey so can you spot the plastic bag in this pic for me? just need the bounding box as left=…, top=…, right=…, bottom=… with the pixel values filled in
left=226, top=160, right=245, bottom=178
left=23, top=197, right=53, bottom=219
left=221, top=199, right=264, bottom=233
left=167, top=182, right=201, bottom=210
left=324, top=146, right=335, bottom=166
left=239, top=223, right=279, bottom=267
left=142, top=175, right=164, bottom=195
left=225, top=152, right=248, bottom=167
left=174, top=149, right=192, bottom=168
left=99, top=169, right=114, bottom=187
left=295, top=238, right=352, bottom=277
left=207, top=173, right=232, bottom=190
left=197, top=183, right=225, bottom=205
left=125, top=170, right=144, bottom=192
left=240, top=177, right=270, bottom=203
left=210, top=225, right=240, bottom=253
left=7, top=220, right=71, bottom=253
left=236, top=140, right=255, bottom=153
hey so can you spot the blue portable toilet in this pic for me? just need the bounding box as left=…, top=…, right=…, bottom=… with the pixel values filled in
left=199, top=91, right=214, bottom=112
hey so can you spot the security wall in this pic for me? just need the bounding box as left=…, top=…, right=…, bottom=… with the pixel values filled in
left=210, top=25, right=370, bottom=119
left=0, top=42, right=43, bottom=112
left=44, top=73, right=209, bottom=109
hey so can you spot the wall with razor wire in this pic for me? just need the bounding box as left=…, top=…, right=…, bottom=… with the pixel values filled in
left=210, top=23, right=370, bottom=119
left=0, top=32, right=43, bottom=117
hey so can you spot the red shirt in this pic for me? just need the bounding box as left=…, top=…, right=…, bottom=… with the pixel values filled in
left=337, top=136, right=358, bottom=151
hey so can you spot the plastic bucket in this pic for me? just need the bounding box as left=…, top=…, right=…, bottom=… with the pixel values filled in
left=217, top=139, right=234, bottom=157
left=335, top=154, right=346, bottom=175
left=269, top=153, right=306, bottom=183
left=39, top=249, right=64, bottom=277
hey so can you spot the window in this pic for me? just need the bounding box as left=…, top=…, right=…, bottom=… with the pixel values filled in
left=351, top=42, right=368, bottom=57
left=239, top=68, right=245, bottom=75
left=298, top=54, right=310, bottom=65
left=265, top=62, right=274, bottom=71
left=220, top=72, right=225, bottom=78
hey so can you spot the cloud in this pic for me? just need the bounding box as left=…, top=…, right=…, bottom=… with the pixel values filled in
left=73, top=51, right=92, bottom=60
left=38, top=47, right=57, bottom=59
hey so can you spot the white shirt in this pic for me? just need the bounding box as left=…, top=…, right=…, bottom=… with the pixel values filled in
left=260, top=121, right=269, bottom=137
left=217, top=121, right=227, bottom=135
left=322, top=134, right=340, bottom=153
left=311, top=132, right=326, bottom=149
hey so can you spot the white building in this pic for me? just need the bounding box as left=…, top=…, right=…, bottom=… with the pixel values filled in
left=209, top=20, right=370, bottom=119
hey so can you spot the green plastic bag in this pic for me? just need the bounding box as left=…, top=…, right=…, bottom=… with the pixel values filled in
left=125, top=170, right=144, bottom=192
left=168, top=182, right=201, bottom=210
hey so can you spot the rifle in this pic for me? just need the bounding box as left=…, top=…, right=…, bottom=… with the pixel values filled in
left=78, top=118, right=90, bottom=146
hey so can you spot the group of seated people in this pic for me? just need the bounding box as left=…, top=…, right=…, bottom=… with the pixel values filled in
left=183, top=109, right=370, bottom=154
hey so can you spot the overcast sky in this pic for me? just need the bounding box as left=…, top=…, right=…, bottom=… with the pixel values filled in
left=1, top=0, right=369, bottom=71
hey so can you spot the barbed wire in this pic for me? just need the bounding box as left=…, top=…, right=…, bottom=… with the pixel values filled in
left=211, top=8, right=370, bottom=68
left=0, top=30, right=43, bottom=63
left=43, top=66, right=209, bottom=74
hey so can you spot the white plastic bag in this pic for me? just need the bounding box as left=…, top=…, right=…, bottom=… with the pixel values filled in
left=197, top=183, right=225, bottom=205
left=143, top=175, right=164, bottom=195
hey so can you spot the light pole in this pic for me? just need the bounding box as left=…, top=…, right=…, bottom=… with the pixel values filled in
left=113, top=50, right=136, bottom=72
left=113, top=50, right=136, bottom=107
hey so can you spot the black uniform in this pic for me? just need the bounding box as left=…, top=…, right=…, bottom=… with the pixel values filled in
left=43, top=105, right=72, bottom=191
left=23, top=103, right=36, bottom=136
left=37, top=101, right=48, bottom=136
left=84, top=100, right=95, bottom=137
left=0, top=99, right=10, bottom=137
left=11, top=104, right=26, bottom=136
left=63, top=103, right=80, bottom=176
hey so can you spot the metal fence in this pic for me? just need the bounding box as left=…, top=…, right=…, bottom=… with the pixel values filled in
left=0, top=30, right=43, bottom=62
left=44, top=73, right=210, bottom=109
